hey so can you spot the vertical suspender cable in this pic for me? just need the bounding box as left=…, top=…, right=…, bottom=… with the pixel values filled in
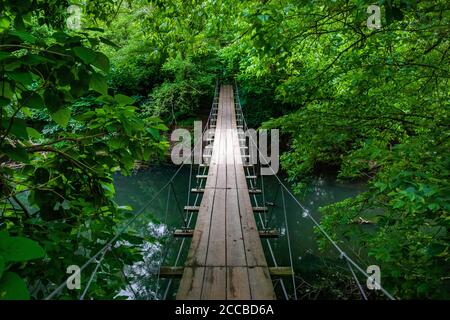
left=346, top=258, right=368, bottom=300
left=281, top=186, right=298, bottom=300
left=155, top=186, right=171, bottom=298
left=79, top=247, right=109, bottom=300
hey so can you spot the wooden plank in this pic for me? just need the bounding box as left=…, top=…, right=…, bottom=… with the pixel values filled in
left=215, top=132, right=226, bottom=187
left=174, top=229, right=195, bottom=237
left=167, top=266, right=293, bottom=279
left=248, top=267, right=276, bottom=300
left=159, top=266, right=184, bottom=278
left=176, top=229, right=279, bottom=239
left=177, top=267, right=205, bottom=300
left=237, top=190, right=267, bottom=267
left=227, top=267, right=251, bottom=300
left=184, top=188, right=215, bottom=266
left=226, top=187, right=247, bottom=266
left=184, top=206, right=200, bottom=211
left=252, top=206, right=268, bottom=212
left=201, top=267, right=226, bottom=300
left=205, top=188, right=226, bottom=266
left=259, top=229, right=280, bottom=238
left=226, top=118, right=236, bottom=190
left=269, top=267, right=295, bottom=277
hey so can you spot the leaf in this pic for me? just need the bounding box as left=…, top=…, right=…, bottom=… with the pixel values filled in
left=56, top=66, right=75, bottom=86
left=44, top=89, right=63, bottom=113
left=0, top=272, right=29, bottom=300
left=142, top=147, right=151, bottom=161
left=0, top=51, right=10, bottom=61
left=392, top=200, right=405, bottom=209
left=96, top=94, right=114, bottom=104
left=52, top=31, right=69, bottom=43
left=61, top=200, right=71, bottom=210
left=0, top=81, right=13, bottom=99
left=146, top=127, right=160, bottom=139
left=26, top=127, right=42, bottom=139
left=84, top=27, right=104, bottom=32
left=92, top=52, right=110, bottom=73
left=73, top=47, right=96, bottom=64
left=7, top=71, right=33, bottom=86
left=21, top=91, right=44, bottom=109
left=90, top=72, right=108, bottom=95
left=9, top=30, right=36, bottom=44
left=118, top=205, right=133, bottom=211
left=0, top=237, right=45, bottom=262
left=154, top=123, right=169, bottom=131
left=427, top=203, right=440, bottom=211
left=13, top=15, right=26, bottom=32
left=0, top=255, right=4, bottom=278
left=2, top=118, right=29, bottom=139
left=257, top=14, right=270, bottom=22
left=34, top=167, right=50, bottom=184
left=0, top=16, right=11, bottom=32
left=99, top=36, right=120, bottom=49
left=108, top=136, right=127, bottom=150
left=0, top=97, right=10, bottom=107
left=50, top=108, right=71, bottom=128
left=115, top=94, right=135, bottom=105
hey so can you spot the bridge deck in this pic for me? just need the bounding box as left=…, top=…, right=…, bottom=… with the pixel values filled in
left=176, top=85, right=275, bottom=300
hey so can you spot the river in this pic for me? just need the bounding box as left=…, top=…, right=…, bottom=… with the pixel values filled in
left=114, top=165, right=365, bottom=299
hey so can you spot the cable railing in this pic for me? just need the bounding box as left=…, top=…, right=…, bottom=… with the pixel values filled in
left=233, top=79, right=396, bottom=300
left=45, top=80, right=396, bottom=300
left=45, top=81, right=221, bottom=300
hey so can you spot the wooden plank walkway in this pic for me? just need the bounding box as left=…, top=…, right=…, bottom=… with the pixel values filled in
left=177, top=85, right=276, bottom=300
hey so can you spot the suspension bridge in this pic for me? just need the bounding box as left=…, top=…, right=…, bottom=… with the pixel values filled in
left=168, top=84, right=277, bottom=299
left=45, top=82, right=395, bottom=301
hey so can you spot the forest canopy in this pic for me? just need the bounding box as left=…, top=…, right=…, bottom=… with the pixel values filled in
left=0, top=0, right=449, bottom=300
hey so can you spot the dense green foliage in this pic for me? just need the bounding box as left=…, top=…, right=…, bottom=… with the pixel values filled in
left=252, top=1, right=450, bottom=298
left=1, top=0, right=448, bottom=299
left=0, top=0, right=167, bottom=299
